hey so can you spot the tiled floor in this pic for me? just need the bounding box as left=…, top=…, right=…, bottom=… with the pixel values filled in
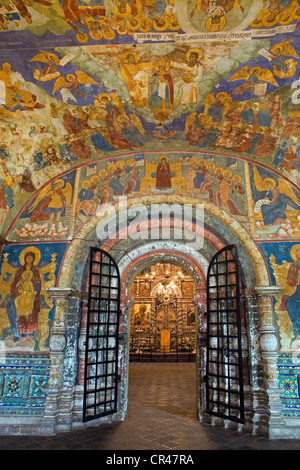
left=1, top=362, right=300, bottom=450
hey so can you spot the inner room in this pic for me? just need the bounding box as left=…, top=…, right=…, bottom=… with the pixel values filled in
left=129, top=262, right=197, bottom=361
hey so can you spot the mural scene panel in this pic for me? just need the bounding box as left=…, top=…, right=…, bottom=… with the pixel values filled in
left=0, top=242, right=67, bottom=351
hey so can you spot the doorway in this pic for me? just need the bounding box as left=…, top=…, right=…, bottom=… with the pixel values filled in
left=42, top=192, right=275, bottom=436
left=80, top=243, right=249, bottom=431
left=129, top=261, right=197, bottom=362
left=127, top=259, right=199, bottom=420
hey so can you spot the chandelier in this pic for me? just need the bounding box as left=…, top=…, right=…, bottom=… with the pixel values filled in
left=145, top=263, right=185, bottom=297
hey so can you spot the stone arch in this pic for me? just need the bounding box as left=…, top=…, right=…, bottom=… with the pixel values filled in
left=57, top=194, right=269, bottom=291
left=39, top=192, right=281, bottom=434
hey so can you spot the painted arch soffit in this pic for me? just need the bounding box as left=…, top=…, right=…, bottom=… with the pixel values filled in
left=0, top=2, right=300, bottom=245
left=53, top=190, right=265, bottom=290
left=4, top=152, right=300, bottom=247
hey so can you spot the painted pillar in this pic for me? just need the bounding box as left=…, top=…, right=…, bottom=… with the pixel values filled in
left=194, top=287, right=206, bottom=419
left=74, top=296, right=88, bottom=425
left=243, top=288, right=268, bottom=435
left=41, top=288, right=83, bottom=434
left=255, top=286, right=283, bottom=438
left=119, top=300, right=133, bottom=421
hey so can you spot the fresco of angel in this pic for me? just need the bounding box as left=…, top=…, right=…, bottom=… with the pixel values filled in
left=252, top=165, right=300, bottom=232
left=0, top=247, right=57, bottom=348
left=52, top=71, right=101, bottom=103
left=30, top=50, right=76, bottom=82
left=228, top=65, right=278, bottom=97
left=259, top=39, right=299, bottom=80
left=27, top=178, right=73, bottom=227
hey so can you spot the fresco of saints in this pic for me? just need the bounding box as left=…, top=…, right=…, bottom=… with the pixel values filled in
left=0, top=247, right=56, bottom=347
left=149, top=58, right=174, bottom=114
left=155, top=155, right=172, bottom=189
left=170, top=48, right=203, bottom=105
left=117, top=49, right=153, bottom=107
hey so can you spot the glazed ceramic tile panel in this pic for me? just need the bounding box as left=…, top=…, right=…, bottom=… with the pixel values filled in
left=278, top=353, right=300, bottom=417
left=0, top=354, right=50, bottom=416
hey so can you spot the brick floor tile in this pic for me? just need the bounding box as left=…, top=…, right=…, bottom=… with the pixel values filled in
left=0, top=363, right=299, bottom=450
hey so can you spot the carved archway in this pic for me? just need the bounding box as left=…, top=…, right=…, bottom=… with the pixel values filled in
left=39, top=193, right=282, bottom=436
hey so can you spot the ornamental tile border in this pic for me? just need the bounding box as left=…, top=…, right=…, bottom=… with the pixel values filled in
left=0, top=354, right=50, bottom=416
left=278, top=353, right=300, bottom=417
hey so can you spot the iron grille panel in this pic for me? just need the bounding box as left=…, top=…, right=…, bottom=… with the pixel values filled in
left=83, top=247, right=121, bottom=422
left=206, top=244, right=245, bottom=424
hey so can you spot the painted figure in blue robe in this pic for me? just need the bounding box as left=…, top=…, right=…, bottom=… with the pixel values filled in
left=260, top=178, right=300, bottom=226
left=255, top=102, right=271, bottom=128
left=146, top=0, right=166, bottom=17
left=33, top=151, right=46, bottom=170
left=240, top=102, right=254, bottom=125
left=208, top=98, right=223, bottom=123
left=78, top=186, right=95, bottom=203
left=200, top=128, right=219, bottom=147
left=273, top=138, right=291, bottom=166
left=91, top=131, right=115, bottom=152
left=109, top=173, right=124, bottom=195
left=149, top=59, right=174, bottom=110
left=59, top=142, right=79, bottom=162
left=247, top=132, right=264, bottom=155
left=260, top=179, right=287, bottom=225
left=193, top=167, right=205, bottom=188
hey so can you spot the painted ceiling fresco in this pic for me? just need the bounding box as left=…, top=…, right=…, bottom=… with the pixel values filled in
left=0, top=2, right=298, bottom=219
left=0, top=1, right=300, bottom=353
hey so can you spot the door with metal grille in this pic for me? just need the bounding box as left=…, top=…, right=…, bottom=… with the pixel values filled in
left=206, top=244, right=245, bottom=424
left=83, top=247, right=121, bottom=422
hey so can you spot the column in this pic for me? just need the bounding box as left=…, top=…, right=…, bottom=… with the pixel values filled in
left=255, top=286, right=283, bottom=438
left=73, top=296, right=88, bottom=426
left=193, top=288, right=206, bottom=421
left=243, top=288, right=267, bottom=435
left=41, top=287, right=84, bottom=434
left=118, top=301, right=132, bottom=421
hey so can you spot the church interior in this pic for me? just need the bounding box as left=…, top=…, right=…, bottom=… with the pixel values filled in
left=0, top=0, right=300, bottom=447
left=129, top=263, right=196, bottom=359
